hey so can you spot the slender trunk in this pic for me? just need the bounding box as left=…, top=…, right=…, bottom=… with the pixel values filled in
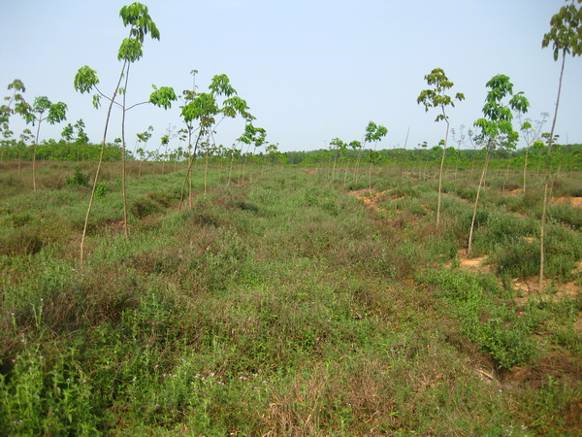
left=468, top=143, right=491, bottom=256
left=179, top=128, right=203, bottom=210
left=539, top=182, right=548, bottom=291
left=343, top=157, right=349, bottom=186
left=454, top=148, right=459, bottom=183
left=161, top=146, right=166, bottom=174
left=548, top=163, right=561, bottom=200
left=239, top=144, right=251, bottom=184
left=80, top=60, right=127, bottom=264
left=32, top=118, right=42, bottom=192
left=188, top=132, right=193, bottom=208
left=227, top=150, right=235, bottom=187
left=353, top=149, right=363, bottom=184
left=120, top=62, right=131, bottom=239
left=523, top=148, right=529, bottom=194
left=204, top=151, right=209, bottom=195
left=539, top=50, right=566, bottom=292
left=501, top=161, right=509, bottom=193
left=330, top=154, right=337, bottom=183
left=436, top=117, right=450, bottom=227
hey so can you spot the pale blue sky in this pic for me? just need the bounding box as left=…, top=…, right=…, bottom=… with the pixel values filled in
left=1, top=0, right=580, bottom=152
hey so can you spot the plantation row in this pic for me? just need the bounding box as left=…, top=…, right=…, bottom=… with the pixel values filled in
left=1, top=1, right=580, bottom=289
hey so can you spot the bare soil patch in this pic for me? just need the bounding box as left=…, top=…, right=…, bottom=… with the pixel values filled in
left=448, top=249, right=491, bottom=273
left=507, top=188, right=523, bottom=197
left=349, top=189, right=390, bottom=212
left=513, top=278, right=580, bottom=306
left=553, top=196, right=582, bottom=208
left=503, top=352, right=581, bottom=389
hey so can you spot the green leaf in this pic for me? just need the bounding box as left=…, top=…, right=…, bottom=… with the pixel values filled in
left=149, top=86, right=177, bottom=110
left=74, top=66, right=99, bottom=94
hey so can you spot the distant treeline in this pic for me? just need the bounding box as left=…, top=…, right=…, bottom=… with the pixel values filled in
left=284, top=144, right=582, bottom=170
left=1, top=140, right=581, bottom=170
left=0, top=141, right=125, bottom=161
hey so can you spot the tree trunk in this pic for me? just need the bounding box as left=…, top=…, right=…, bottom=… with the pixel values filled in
left=179, top=128, right=203, bottom=210
left=343, top=158, right=349, bottom=187
left=468, top=144, right=491, bottom=256
left=523, top=148, right=529, bottom=194
left=120, top=62, right=131, bottom=239
left=436, top=118, right=450, bottom=227
left=80, top=61, right=127, bottom=264
left=32, top=118, right=42, bottom=192
left=539, top=50, right=566, bottom=292
left=353, top=149, right=363, bottom=185
left=227, top=150, right=235, bottom=188
left=204, top=151, right=209, bottom=195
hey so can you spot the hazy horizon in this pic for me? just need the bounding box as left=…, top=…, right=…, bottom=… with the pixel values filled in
left=1, top=0, right=581, bottom=153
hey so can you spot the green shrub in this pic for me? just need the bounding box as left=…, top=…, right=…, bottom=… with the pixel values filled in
left=550, top=205, right=582, bottom=230
left=0, top=349, right=99, bottom=435
left=495, top=241, right=539, bottom=278
left=130, top=196, right=161, bottom=219
left=420, top=269, right=537, bottom=369
left=95, top=183, right=108, bottom=198
left=66, top=169, right=90, bottom=187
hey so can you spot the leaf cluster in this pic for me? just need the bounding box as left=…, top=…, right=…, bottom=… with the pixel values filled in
left=473, top=74, right=529, bottom=151
left=136, top=125, right=154, bottom=144
left=1, top=79, right=27, bottom=138
left=330, top=137, right=347, bottom=153
left=118, top=2, right=159, bottom=63
left=61, top=119, right=89, bottom=144
left=364, top=121, right=388, bottom=143
left=149, top=86, right=177, bottom=110
left=542, top=0, right=582, bottom=60
left=239, top=123, right=266, bottom=147
left=417, top=68, right=465, bottom=122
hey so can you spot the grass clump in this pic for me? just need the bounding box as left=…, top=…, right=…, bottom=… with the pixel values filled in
left=420, top=268, right=538, bottom=369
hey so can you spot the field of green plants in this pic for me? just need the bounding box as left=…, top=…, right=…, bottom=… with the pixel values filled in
left=1, top=1, right=581, bottom=436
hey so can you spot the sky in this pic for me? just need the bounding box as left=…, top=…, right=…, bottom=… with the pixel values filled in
left=1, top=0, right=581, bottom=153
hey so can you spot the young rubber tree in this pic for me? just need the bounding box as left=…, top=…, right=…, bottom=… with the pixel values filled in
left=518, top=112, right=548, bottom=194
left=226, top=143, right=242, bottom=187
left=74, top=2, right=175, bottom=262
left=237, top=122, right=266, bottom=184
left=179, top=91, right=218, bottom=207
left=159, top=133, right=169, bottom=174
left=363, top=121, right=388, bottom=188
left=417, top=67, right=464, bottom=227
left=16, top=128, right=33, bottom=173
left=201, top=134, right=212, bottom=195
left=117, top=3, right=166, bottom=237
left=451, top=124, right=466, bottom=182
left=17, top=96, right=67, bottom=191
left=61, top=123, right=74, bottom=142
left=266, top=142, right=280, bottom=165
left=178, top=73, right=252, bottom=208
left=539, top=0, right=581, bottom=290
left=1, top=79, right=27, bottom=142
left=346, top=140, right=361, bottom=186
left=136, top=125, right=153, bottom=176
left=329, top=137, right=347, bottom=183
left=467, top=74, right=529, bottom=256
